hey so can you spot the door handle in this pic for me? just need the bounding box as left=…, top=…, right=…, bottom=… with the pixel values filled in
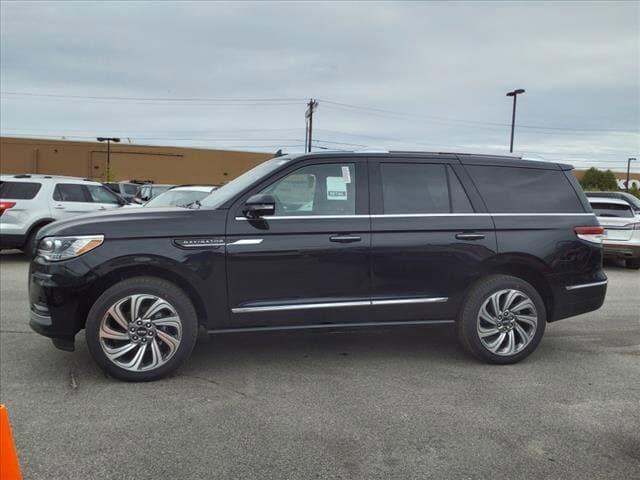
left=330, top=235, right=362, bottom=243
left=53, top=205, right=65, bottom=210
left=455, top=233, right=485, bottom=241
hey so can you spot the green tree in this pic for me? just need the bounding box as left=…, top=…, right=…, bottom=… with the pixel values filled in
left=579, top=167, right=619, bottom=191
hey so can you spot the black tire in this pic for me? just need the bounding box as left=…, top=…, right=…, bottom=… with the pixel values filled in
left=625, top=258, right=640, bottom=270
left=23, top=224, right=46, bottom=259
left=456, top=275, right=546, bottom=364
left=85, top=276, right=198, bottom=381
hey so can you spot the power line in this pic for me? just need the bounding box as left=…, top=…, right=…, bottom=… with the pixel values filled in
left=319, top=98, right=637, bottom=135
left=1, top=91, right=306, bottom=104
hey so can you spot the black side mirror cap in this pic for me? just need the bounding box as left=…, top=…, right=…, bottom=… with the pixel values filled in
left=243, top=194, right=276, bottom=219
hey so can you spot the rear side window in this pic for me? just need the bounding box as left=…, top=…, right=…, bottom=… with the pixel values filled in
left=380, top=163, right=473, bottom=214
left=590, top=203, right=634, bottom=218
left=0, top=181, right=42, bottom=199
left=53, top=184, right=89, bottom=202
left=466, top=166, right=584, bottom=213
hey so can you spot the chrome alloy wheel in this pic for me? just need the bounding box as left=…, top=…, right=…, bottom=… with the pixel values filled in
left=476, top=289, right=538, bottom=356
left=98, top=294, right=182, bottom=372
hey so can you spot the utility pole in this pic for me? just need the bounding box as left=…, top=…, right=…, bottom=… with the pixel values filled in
left=97, top=137, right=120, bottom=180
left=626, top=157, right=636, bottom=192
left=505, top=89, right=525, bottom=153
left=305, top=99, right=318, bottom=152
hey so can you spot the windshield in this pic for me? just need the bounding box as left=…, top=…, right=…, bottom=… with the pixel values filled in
left=200, top=157, right=292, bottom=208
left=145, top=189, right=211, bottom=208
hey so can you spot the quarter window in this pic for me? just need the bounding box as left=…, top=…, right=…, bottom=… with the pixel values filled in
left=259, top=163, right=356, bottom=216
left=0, top=181, right=42, bottom=199
left=466, top=166, right=584, bottom=213
left=380, top=163, right=473, bottom=214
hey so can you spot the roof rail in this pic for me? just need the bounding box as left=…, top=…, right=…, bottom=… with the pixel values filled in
left=388, top=150, right=522, bottom=159
left=13, top=174, right=31, bottom=178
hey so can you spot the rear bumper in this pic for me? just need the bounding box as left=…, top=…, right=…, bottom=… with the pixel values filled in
left=552, top=277, right=608, bottom=322
left=603, top=241, right=640, bottom=259
left=0, top=233, right=26, bottom=249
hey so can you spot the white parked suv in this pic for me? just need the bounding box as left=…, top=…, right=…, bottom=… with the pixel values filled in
left=0, top=174, right=126, bottom=255
left=587, top=196, right=640, bottom=269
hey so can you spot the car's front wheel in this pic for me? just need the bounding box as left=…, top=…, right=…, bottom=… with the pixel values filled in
left=456, top=275, right=546, bottom=364
left=85, top=276, right=198, bottom=381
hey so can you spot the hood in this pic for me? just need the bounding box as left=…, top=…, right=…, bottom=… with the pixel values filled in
left=37, top=207, right=228, bottom=241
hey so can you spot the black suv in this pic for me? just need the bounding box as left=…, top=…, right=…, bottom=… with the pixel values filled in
left=29, top=152, right=607, bottom=381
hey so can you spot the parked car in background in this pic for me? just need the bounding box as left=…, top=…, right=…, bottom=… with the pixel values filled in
left=0, top=174, right=126, bottom=255
left=105, top=182, right=141, bottom=202
left=28, top=152, right=608, bottom=381
left=133, top=184, right=175, bottom=204
left=144, top=185, right=218, bottom=208
left=586, top=191, right=640, bottom=215
left=587, top=196, right=640, bottom=269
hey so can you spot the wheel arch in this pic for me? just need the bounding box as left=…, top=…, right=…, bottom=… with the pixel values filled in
left=79, top=264, right=209, bottom=330
left=24, top=218, right=55, bottom=247
left=479, top=253, right=555, bottom=321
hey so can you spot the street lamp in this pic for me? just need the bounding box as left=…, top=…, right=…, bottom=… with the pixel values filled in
left=96, top=137, right=120, bottom=180
left=506, top=89, right=525, bottom=153
left=626, top=157, right=636, bottom=192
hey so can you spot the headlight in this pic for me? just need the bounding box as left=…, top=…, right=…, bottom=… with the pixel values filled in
left=37, top=235, right=104, bottom=261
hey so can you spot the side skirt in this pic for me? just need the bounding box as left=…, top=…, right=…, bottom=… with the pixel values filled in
left=207, top=319, right=455, bottom=334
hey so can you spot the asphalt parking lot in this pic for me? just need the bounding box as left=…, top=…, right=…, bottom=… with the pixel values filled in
left=0, top=251, right=638, bottom=480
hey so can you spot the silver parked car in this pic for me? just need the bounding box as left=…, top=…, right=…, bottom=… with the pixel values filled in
left=0, top=174, right=126, bottom=255
left=588, top=196, right=640, bottom=269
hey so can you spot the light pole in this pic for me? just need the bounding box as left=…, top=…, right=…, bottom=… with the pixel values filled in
left=97, top=137, right=120, bottom=180
left=626, top=157, right=636, bottom=192
left=506, top=89, right=525, bottom=153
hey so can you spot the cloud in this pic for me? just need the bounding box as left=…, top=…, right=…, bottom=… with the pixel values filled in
left=1, top=1, right=638, bottom=171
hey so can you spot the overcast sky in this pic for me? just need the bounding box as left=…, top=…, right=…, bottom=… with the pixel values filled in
left=1, top=1, right=638, bottom=171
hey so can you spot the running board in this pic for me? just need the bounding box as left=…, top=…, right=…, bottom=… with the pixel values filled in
left=207, top=319, right=455, bottom=334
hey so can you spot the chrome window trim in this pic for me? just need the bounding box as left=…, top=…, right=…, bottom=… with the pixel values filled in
left=232, top=297, right=449, bottom=313
left=565, top=280, right=608, bottom=291
left=235, top=213, right=595, bottom=221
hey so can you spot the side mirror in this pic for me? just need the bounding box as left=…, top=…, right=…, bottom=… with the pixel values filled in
left=243, top=194, right=276, bottom=219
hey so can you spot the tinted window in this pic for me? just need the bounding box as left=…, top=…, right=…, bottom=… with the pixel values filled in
left=260, top=163, right=356, bottom=216
left=590, top=203, right=634, bottom=218
left=0, top=181, right=42, bottom=199
left=123, top=184, right=139, bottom=195
left=105, top=183, right=119, bottom=192
left=467, top=166, right=584, bottom=213
left=87, top=185, right=120, bottom=204
left=380, top=163, right=472, bottom=214
left=53, top=184, right=88, bottom=202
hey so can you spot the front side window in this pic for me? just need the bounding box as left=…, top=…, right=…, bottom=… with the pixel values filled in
left=123, top=184, right=139, bottom=195
left=259, top=163, right=356, bottom=216
left=380, top=163, right=473, bottom=214
left=87, top=185, right=121, bottom=204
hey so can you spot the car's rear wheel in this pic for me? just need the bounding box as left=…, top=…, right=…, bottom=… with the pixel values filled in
left=85, top=276, right=198, bottom=381
left=456, top=275, right=546, bottom=364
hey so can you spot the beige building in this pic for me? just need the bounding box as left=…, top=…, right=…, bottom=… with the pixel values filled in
left=2, top=136, right=638, bottom=188
left=0, top=136, right=272, bottom=184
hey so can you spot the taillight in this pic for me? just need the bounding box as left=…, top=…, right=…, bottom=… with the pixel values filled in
left=575, top=226, right=604, bottom=244
left=0, top=201, right=16, bottom=216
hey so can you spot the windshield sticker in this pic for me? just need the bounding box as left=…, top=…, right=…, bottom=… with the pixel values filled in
left=326, top=177, right=348, bottom=201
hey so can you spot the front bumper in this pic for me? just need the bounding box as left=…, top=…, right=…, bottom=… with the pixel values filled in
left=603, top=241, right=640, bottom=259
left=28, top=257, right=98, bottom=351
